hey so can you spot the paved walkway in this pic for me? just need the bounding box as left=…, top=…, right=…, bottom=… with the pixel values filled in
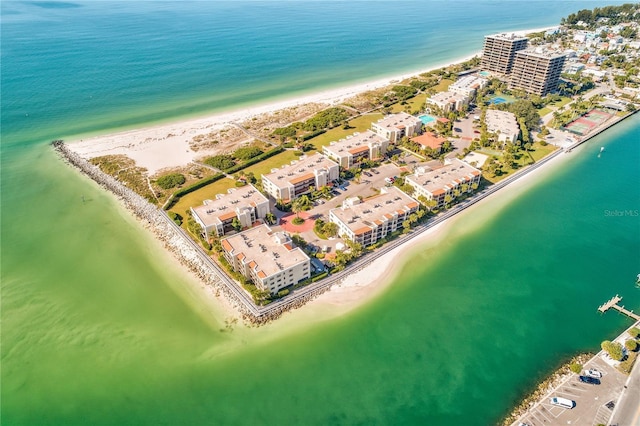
left=279, top=211, right=316, bottom=233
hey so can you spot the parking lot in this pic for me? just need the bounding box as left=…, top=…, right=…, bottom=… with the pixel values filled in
left=513, top=354, right=628, bottom=426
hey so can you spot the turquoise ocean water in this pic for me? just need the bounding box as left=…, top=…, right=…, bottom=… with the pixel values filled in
left=2, top=1, right=639, bottom=424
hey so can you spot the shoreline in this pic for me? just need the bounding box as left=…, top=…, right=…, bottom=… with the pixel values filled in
left=65, top=26, right=554, bottom=175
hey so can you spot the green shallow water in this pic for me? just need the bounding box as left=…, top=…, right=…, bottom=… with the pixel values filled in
left=2, top=117, right=639, bottom=425
left=2, top=1, right=639, bottom=424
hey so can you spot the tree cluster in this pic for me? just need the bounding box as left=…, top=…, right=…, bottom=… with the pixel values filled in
left=561, top=4, right=640, bottom=29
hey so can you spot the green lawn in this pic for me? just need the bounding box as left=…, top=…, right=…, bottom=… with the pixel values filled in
left=433, top=78, right=454, bottom=93
left=538, top=107, right=553, bottom=117
left=391, top=93, right=428, bottom=114
left=538, top=96, right=573, bottom=117
left=481, top=143, right=558, bottom=184
left=309, top=113, right=384, bottom=150
left=529, top=142, right=558, bottom=162
left=170, top=177, right=237, bottom=218
left=241, top=149, right=302, bottom=177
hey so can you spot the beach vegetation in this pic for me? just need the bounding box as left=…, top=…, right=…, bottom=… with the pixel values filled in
left=234, top=145, right=264, bottom=161
left=205, top=155, right=236, bottom=170
left=90, top=155, right=156, bottom=204
left=601, top=340, right=624, bottom=361
left=156, top=173, right=186, bottom=189
left=391, top=85, right=418, bottom=101
left=569, top=362, right=582, bottom=374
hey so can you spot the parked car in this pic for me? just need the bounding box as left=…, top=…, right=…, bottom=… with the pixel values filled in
left=372, top=169, right=379, bottom=174
left=585, top=369, right=602, bottom=378
left=579, top=375, right=601, bottom=385
left=364, top=171, right=372, bottom=177
left=550, top=397, right=575, bottom=409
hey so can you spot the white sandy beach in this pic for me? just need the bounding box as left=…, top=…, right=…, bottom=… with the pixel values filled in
left=67, top=52, right=478, bottom=174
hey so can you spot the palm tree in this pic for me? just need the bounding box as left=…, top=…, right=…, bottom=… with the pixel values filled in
left=291, top=197, right=305, bottom=221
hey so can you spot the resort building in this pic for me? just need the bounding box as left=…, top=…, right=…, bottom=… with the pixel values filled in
left=484, top=109, right=520, bottom=145
left=322, top=130, right=389, bottom=169
left=261, top=153, right=339, bottom=202
left=448, top=75, right=489, bottom=97
left=426, top=91, right=469, bottom=113
left=220, top=224, right=310, bottom=295
left=509, top=50, right=566, bottom=96
left=329, top=186, right=419, bottom=247
left=371, top=112, right=423, bottom=143
left=411, top=132, right=447, bottom=152
left=481, top=33, right=529, bottom=75
left=190, top=184, right=269, bottom=237
left=405, top=159, right=482, bottom=208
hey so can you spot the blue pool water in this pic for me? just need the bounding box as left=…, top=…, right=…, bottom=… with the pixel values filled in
left=490, top=97, right=507, bottom=105
left=479, top=71, right=491, bottom=77
left=419, top=114, right=436, bottom=125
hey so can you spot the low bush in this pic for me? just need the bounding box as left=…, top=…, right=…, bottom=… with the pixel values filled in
left=156, top=173, right=186, bottom=189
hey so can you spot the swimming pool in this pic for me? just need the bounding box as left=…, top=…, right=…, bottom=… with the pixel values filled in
left=490, top=97, right=507, bottom=105
left=479, top=71, right=491, bottom=77
left=419, top=114, right=436, bottom=125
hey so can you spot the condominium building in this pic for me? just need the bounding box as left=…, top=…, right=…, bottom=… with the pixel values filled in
left=448, top=75, right=489, bottom=97
left=322, top=130, right=389, bottom=169
left=405, top=159, right=481, bottom=208
left=426, top=91, right=469, bottom=113
left=261, top=153, right=339, bottom=202
left=220, top=224, right=310, bottom=294
left=329, top=186, right=419, bottom=247
left=509, top=50, right=567, bottom=96
left=481, top=33, right=528, bottom=75
left=371, top=112, right=423, bottom=143
left=190, top=184, right=269, bottom=237
left=484, top=109, right=520, bottom=145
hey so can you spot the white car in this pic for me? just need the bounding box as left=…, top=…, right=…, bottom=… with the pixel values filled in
left=585, top=369, right=602, bottom=378
left=550, top=397, right=575, bottom=409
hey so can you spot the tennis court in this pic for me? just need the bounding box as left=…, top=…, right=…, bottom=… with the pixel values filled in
left=564, top=109, right=612, bottom=136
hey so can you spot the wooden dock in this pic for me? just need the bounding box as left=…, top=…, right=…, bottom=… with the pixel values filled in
left=598, top=294, right=640, bottom=321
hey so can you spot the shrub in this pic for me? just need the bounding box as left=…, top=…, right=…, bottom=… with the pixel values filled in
left=625, top=339, right=638, bottom=351
left=628, top=327, right=640, bottom=339
left=569, top=363, right=582, bottom=374
left=204, top=155, right=236, bottom=170
left=167, top=211, right=183, bottom=226
left=292, top=217, right=305, bottom=225
left=156, top=173, right=186, bottom=189
left=234, top=145, right=263, bottom=161
left=277, top=289, right=290, bottom=298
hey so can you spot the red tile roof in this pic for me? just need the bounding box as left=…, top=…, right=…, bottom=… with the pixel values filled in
left=412, top=132, right=446, bottom=150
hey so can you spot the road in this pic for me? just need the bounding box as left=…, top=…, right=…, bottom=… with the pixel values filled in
left=609, top=340, right=640, bottom=426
